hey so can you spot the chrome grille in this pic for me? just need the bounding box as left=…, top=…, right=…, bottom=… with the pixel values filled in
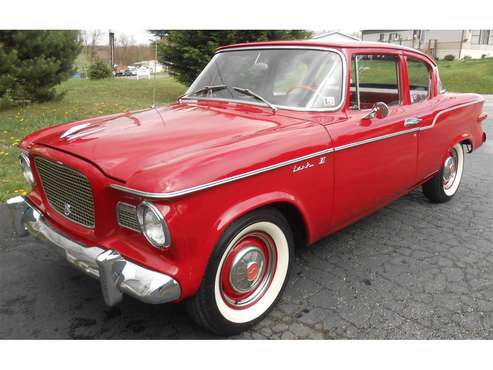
left=117, top=202, right=140, bottom=232
left=34, top=156, right=95, bottom=228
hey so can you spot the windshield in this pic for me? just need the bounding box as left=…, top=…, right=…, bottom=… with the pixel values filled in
left=185, top=48, right=344, bottom=110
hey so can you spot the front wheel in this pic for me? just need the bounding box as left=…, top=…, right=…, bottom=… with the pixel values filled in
left=422, top=143, right=465, bottom=203
left=186, top=208, right=294, bottom=336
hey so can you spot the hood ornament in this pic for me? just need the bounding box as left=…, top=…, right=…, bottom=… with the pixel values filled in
left=60, top=123, right=105, bottom=141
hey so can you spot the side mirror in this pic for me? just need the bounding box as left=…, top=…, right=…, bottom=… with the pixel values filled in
left=363, top=102, right=389, bottom=120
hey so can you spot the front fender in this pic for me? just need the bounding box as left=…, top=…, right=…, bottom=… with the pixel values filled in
left=214, top=191, right=312, bottom=240
left=171, top=185, right=321, bottom=298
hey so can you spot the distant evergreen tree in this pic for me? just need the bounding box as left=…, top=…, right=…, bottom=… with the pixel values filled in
left=150, top=30, right=312, bottom=86
left=88, top=58, right=112, bottom=80
left=0, top=30, right=81, bottom=108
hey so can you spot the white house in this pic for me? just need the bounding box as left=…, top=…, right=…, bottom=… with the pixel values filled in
left=310, top=31, right=360, bottom=43
left=361, top=30, right=493, bottom=59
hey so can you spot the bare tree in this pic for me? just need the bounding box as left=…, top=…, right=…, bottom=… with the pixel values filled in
left=117, top=33, right=130, bottom=65
left=81, top=30, right=103, bottom=63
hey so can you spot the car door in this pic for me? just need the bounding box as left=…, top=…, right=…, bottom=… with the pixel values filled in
left=403, top=54, right=444, bottom=180
left=327, top=51, right=419, bottom=231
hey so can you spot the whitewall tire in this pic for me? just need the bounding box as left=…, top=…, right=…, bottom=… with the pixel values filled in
left=423, top=143, right=465, bottom=203
left=186, top=208, right=294, bottom=336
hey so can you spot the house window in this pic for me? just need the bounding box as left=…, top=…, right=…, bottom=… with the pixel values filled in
left=480, top=30, right=491, bottom=44
left=388, top=33, right=400, bottom=42
left=379, top=33, right=385, bottom=42
left=472, top=30, right=491, bottom=45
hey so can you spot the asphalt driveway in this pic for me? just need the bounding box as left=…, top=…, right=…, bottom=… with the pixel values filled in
left=1, top=97, right=492, bottom=339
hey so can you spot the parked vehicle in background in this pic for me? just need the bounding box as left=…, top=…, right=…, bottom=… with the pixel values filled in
left=123, top=66, right=137, bottom=76
left=113, top=64, right=128, bottom=77
left=134, top=60, right=164, bottom=74
left=136, top=66, right=151, bottom=80
left=7, top=40, right=488, bottom=335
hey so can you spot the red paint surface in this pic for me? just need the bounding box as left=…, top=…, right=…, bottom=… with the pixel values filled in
left=20, top=41, right=486, bottom=300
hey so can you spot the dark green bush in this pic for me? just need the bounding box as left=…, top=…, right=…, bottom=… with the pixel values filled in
left=88, top=59, right=112, bottom=80
left=0, top=30, right=81, bottom=109
left=443, top=54, right=455, bottom=61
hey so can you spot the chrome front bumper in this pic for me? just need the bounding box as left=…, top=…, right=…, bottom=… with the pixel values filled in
left=6, top=196, right=181, bottom=306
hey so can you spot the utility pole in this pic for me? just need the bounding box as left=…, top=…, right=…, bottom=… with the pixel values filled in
left=458, top=30, right=465, bottom=60
left=109, top=31, right=115, bottom=67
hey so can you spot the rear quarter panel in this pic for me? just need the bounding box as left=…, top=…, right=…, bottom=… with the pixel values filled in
left=417, top=93, right=485, bottom=180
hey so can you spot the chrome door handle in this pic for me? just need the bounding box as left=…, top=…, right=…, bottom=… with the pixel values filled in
left=404, top=117, right=422, bottom=127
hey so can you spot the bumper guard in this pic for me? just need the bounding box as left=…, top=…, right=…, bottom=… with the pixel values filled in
left=6, top=196, right=181, bottom=306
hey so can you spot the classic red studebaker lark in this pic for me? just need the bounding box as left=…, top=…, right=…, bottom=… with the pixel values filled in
left=7, top=40, right=488, bottom=335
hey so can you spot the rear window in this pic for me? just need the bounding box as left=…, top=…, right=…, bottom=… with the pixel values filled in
left=407, top=58, right=431, bottom=103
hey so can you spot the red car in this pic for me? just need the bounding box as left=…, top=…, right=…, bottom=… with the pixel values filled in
left=7, top=40, right=488, bottom=335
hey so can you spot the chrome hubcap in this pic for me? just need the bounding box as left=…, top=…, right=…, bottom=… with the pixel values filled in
left=220, top=232, right=277, bottom=309
left=443, top=149, right=458, bottom=190
left=229, top=246, right=265, bottom=293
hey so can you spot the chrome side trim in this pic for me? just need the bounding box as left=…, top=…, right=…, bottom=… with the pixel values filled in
left=333, top=127, right=420, bottom=152
left=420, top=99, right=483, bottom=131
left=110, top=98, right=484, bottom=200
left=182, top=46, right=348, bottom=113
left=110, top=147, right=335, bottom=199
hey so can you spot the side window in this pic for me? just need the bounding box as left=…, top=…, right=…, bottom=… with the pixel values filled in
left=407, top=58, right=431, bottom=103
left=437, top=71, right=446, bottom=94
left=350, top=54, right=401, bottom=110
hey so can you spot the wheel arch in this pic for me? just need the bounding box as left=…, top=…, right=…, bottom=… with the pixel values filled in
left=215, top=192, right=310, bottom=249
left=444, top=133, right=473, bottom=163
left=460, top=138, right=474, bottom=153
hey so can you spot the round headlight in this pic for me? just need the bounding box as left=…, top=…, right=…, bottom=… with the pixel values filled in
left=19, top=152, right=35, bottom=186
left=137, top=202, right=170, bottom=249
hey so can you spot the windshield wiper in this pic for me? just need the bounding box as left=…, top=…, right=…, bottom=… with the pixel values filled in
left=180, top=84, right=228, bottom=99
left=180, top=84, right=277, bottom=113
left=232, top=87, right=278, bottom=113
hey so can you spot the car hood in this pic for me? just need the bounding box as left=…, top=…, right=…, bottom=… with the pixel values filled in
left=28, top=102, right=332, bottom=194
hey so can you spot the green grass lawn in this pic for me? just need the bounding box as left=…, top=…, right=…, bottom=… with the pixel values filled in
left=438, top=58, right=493, bottom=94
left=0, top=77, right=185, bottom=201
left=351, top=57, right=493, bottom=93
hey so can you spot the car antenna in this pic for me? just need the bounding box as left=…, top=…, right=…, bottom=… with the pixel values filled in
left=151, top=40, right=158, bottom=109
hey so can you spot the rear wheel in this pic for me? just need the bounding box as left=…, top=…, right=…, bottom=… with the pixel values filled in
left=186, top=208, right=294, bottom=336
left=422, top=143, right=465, bottom=203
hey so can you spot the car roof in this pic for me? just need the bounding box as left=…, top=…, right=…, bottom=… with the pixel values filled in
left=217, top=40, right=437, bottom=66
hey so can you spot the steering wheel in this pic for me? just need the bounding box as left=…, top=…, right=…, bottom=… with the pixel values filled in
left=286, top=85, right=316, bottom=94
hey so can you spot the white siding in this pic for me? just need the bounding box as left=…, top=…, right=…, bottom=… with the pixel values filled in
left=427, top=30, right=463, bottom=42
left=362, top=29, right=493, bottom=59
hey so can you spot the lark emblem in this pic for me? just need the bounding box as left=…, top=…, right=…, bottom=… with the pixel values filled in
left=293, top=156, right=327, bottom=173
